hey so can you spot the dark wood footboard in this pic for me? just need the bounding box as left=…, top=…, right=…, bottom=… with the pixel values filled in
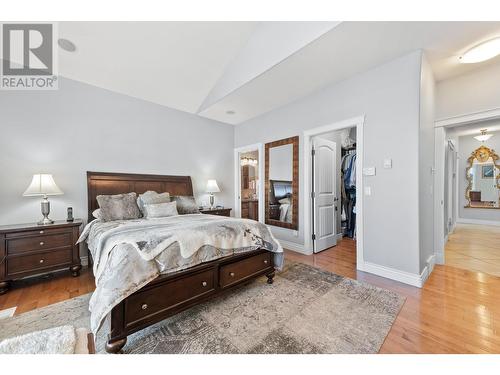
left=105, top=249, right=275, bottom=353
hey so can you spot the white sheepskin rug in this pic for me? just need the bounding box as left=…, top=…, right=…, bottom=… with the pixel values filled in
left=0, top=325, right=86, bottom=354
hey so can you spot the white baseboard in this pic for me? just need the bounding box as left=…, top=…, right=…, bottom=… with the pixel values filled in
left=359, top=261, right=428, bottom=288
left=278, top=239, right=312, bottom=255
left=457, top=218, right=500, bottom=227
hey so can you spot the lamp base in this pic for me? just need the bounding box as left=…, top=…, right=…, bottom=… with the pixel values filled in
left=209, top=194, right=215, bottom=209
left=38, top=196, right=54, bottom=225
left=38, top=217, right=54, bottom=225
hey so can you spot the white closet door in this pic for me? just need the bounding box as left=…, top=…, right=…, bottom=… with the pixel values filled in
left=313, top=138, right=337, bottom=253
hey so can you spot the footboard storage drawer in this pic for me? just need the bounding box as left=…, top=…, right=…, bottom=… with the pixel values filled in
left=219, top=252, right=272, bottom=288
left=125, top=268, right=215, bottom=329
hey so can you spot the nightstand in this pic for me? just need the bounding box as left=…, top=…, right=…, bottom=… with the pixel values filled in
left=0, top=219, right=82, bottom=294
left=200, top=208, right=232, bottom=217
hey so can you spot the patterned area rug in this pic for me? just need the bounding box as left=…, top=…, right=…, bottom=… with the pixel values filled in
left=0, top=262, right=405, bottom=353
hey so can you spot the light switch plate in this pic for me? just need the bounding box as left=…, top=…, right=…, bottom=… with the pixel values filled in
left=363, top=167, right=376, bottom=176
left=383, top=159, right=392, bottom=169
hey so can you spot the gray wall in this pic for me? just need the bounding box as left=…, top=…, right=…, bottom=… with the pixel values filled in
left=0, top=78, right=235, bottom=258
left=458, top=129, right=500, bottom=222
left=235, top=51, right=423, bottom=275
left=418, top=54, right=436, bottom=272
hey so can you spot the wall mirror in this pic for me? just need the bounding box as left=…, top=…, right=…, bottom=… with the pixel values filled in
left=265, top=136, right=299, bottom=229
left=465, top=145, right=500, bottom=209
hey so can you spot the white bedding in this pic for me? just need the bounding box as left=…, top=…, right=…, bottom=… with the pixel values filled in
left=78, top=214, right=283, bottom=334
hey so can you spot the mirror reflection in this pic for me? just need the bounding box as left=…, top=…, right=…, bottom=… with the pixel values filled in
left=465, top=145, right=500, bottom=209
left=269, top=144, right=293, bottom=223
left=265, top=136, right=298, bottom=229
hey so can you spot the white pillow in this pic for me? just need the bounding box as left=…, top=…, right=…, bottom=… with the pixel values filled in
left=143, top=201, right=178, bottom=218
left=92, top=209, right=102, bottom=220
left=137, top=191, right=170, bottom=214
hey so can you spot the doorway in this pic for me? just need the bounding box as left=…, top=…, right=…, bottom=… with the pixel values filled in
left=233, top=143, right=264, bottom=222
left=434, top=111, right=500, bottom=277
left=303, top=116, right=364, bottom=269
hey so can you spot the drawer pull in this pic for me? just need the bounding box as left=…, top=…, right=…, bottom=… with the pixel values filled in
left=202, top=281, right=207, bottom=287
left=264, top=260, right=268, bottom=264
left=39, top=259, right=44, bottom=264
left=40, top=242, right=44, bottom=246
left=141, top=304, right=148, bottom=310
left=39, top=230, right=44, bottom=234
left=229, top=272, right=235, bottom=277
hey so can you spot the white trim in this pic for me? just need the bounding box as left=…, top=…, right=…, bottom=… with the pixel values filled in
left=435, top=107, right=500, bottom=128
left=303, top=115, right=365, bottom=270
left=233, top=143, right=264, bottom=223
left=360, top=261, right=427, bottom=288
left=457, top=217, right=500, bottom=227
left=278, top=239, right=310, bottom=255
left=435, top=252, right=445, bottom=265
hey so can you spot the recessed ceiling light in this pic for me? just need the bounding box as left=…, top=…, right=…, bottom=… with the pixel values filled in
left=226, top=110, right=235, bottom=115
left=459, top=37, right=500, bottom=63
left=57, top=38, right=76, bottom=52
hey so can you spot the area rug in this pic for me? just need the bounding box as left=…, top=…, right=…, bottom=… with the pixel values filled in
left=0, top=262, right=405, bottom=354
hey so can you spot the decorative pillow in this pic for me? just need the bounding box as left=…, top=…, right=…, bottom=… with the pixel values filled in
left=137, top=191, right=170, bottom=214
left=143, top=201, right=178, bottom=218
left=92, top=209, right=102, bottom=220
left=96, top=192, right=141, bottom=222
left=171, top=196, right=200, bottom=214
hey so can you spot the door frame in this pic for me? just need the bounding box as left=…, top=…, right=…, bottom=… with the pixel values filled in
left=434, top=108, right=500, bottom=264
left=303, top=115, right=365, bottom=270
left=233, top=143, right=265, bottom=223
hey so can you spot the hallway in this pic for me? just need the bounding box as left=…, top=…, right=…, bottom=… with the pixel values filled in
left=445, top=223, right=500, bottom=277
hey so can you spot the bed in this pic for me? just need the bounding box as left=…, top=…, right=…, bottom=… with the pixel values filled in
left=83, top=172, right=282, bottom=353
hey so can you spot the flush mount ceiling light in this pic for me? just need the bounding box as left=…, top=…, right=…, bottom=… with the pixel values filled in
left=474, top=129, right=493, bottom=142
left=57, top=38, right=77, bottom=52
left=226, top=110, right=235, bottom=115
left=459, top=37, right=500, bottom=63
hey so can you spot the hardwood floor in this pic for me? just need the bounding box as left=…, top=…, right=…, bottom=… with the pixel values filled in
left=1, top=238, right=499, bottom=353
left=445, top=223, right=500, bottom=277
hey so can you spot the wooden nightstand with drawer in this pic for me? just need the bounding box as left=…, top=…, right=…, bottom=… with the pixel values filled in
left=0, top=219, right=82, bottom=294
left=199, top=208, right=232, bottom=217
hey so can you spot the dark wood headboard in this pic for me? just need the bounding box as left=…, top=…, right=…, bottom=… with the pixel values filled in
left=87, top=171, right=193, bottom=222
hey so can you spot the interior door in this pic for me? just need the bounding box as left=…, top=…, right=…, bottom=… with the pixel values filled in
left=312, top=138, right=337, bottom=253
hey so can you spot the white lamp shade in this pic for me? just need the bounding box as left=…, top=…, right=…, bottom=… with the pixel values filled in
left=23, top=174, right=64, bottom=196
left=206, top=179, right=220, bottom=193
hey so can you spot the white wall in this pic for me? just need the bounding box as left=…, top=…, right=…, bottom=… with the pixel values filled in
left=235, top=51, right=423, bottom=276
left=458, top=129, right=500, bottom=222
left=436, top=63, right=500, bottom=120
left=418, top=53, right=436, bottom=273
left=0, top=77, right=235, bottom=257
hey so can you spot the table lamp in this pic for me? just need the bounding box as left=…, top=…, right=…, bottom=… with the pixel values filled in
left=206, top=179, right=220, bottom=209
left=23, top=174, right=64, bottom=225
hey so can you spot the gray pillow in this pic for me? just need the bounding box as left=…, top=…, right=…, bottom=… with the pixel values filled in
left=143, top=201, right=178, bottom=218
left=96, top=192, right=141, bottom=222
left=137, top=191, right=170, bottom=214
left=171, top=196, right=200, bottom=214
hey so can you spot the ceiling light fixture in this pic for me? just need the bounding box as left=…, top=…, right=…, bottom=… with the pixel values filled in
left=226, top=110, right=235, bottom=115
left=474, top=129, right=493, bottom=142
left=459, top=37, right=500, bottom=63
left=57, top=38, right=77, bottom=52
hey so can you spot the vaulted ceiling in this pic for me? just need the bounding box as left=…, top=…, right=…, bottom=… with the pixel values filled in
left=58, top=21, right=500, bottom=125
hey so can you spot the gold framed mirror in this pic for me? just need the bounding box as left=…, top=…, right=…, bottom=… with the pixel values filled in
left=265, top=136, right=299, bottom=229
left=465, top=145, right=500, bottom=209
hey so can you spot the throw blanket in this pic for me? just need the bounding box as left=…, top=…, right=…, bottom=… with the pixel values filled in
left=78, top=214, right=283, bottom=333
